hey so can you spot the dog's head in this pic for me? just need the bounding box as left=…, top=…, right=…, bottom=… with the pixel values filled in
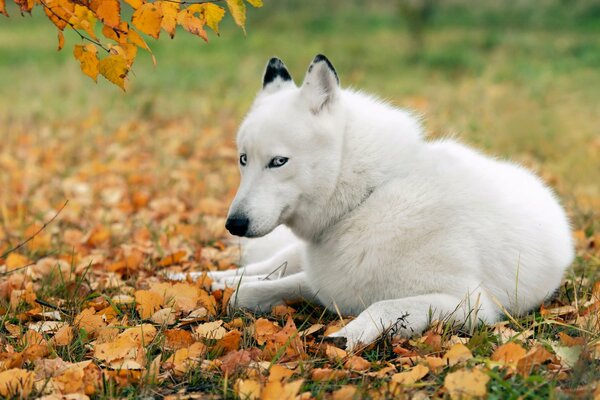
left=226, top=55, right=344, bottom=238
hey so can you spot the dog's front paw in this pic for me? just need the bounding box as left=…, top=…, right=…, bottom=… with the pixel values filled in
left=325, top=319, right=383, bottom=352
left=228, top=282, right=283, bottom=314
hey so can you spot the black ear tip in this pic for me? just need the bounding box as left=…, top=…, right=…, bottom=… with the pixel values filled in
left=263, top=56, right=292, bottom=88
left=313, top=54, right=330, bottom=63
left=268, top=57, right=284, bottom=67
left=310, top=54, right=339, bottom=83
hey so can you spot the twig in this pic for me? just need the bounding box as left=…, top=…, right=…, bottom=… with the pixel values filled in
left=0, top=200, right=68, bottom=259
left=38, top=0, right=110, bottom=52
left=35, top=298, right=70, bottom=315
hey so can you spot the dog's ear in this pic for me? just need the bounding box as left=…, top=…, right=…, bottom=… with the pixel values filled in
left=262, top=57, right=295, bottom=94
left=300, top=54, right=340, bottom=113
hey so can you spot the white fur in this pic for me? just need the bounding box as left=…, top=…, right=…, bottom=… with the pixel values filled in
left=176, top=56, right=574, bottom=350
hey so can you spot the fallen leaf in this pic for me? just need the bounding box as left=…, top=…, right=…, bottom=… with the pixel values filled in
left=0, top=368, right=35, bottom=398
left=391, top=364, right=429, bottom=385
left=195, top=320, right=227, bottom=340
left=491, top=342, right=527, bottom=367
left=444, top=368, right=489, bottom=399
left=261, top=378, right=304, bottom=400
left=443, top=343, right=473, bottom=366
left=234, top=378, right=261, bottom=400
left=253, top=318, right=280, bottom=345
left=311, top=368, right=348, bottom=381
left=344, top=355, right=371, bottom=371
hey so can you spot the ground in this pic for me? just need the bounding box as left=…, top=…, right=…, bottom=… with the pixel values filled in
left=0, top=1, right=599, bottom=399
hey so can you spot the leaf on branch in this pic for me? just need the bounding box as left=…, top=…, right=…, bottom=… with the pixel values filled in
left=14, top=0, right=35, bottom=14
left=73, top=44, right=99, bottom=82
left=226, top=0, right=246, bottom=32
left=188, top=3, right=225, bottom=35
left=246, top=0, right=263, bottom=7
left=70, top=5, right=98, bottom=40
left=0, top=0, right=8, bottom=17
left=57, top=30, right=64, bottom=50
left=124, top=0, right=145, bottom=10
left=156, top=0, right=180, bottom=39
left=177, top=7, right=208, bottom=42
left=132, top=3, right=164, bottom=39
left=42, top=0, right=74, bottom=30
left=102, top=23, right=129, bottom=44
left=90, top=0, right=120, bottom=29
left=99, top=53, right=129, bottom=91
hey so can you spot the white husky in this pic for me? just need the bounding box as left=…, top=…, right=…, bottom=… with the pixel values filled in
left=178, top=55, right=574, bottom=350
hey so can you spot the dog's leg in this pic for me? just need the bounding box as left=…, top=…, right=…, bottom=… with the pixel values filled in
left=230, top=272, right=315, bottom=313
left=167, top=243, right=305, bottom=283
left=327, top=293, right=498, bottom=351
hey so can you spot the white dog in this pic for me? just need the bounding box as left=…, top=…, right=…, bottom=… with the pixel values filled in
left=178, top=55, right=574, bottom=350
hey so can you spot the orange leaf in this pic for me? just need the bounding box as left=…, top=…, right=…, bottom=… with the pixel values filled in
left=442, top=343, right=473, bottom=366
left=516, top=345, right=554, bottom=376
left=74, top=307, right=106, bottom=337
left=124, top=0, right=144, bottom=10
left=164, top=329, right=194, bottom=350
left=73, top=44, right=99, bottom=82
left=0, top=369, right=34, bottom=398
left=57, top=30, right=65, bottom=50
left=253, top=318, right=280, bottom=345
left=0, top=0, right=8, bottom=16
left=5, top=253, right=30, bottom=272
left=311, top=368, right=348, bottom=382
left=53, top=325, right=74, bottom=346
left=261, top=379, right=304, bottom=400
left=214, top=329, right=242, bottom=354
left=43, top=0, right=74, bottom=30
left=491, top=342, right=527, bottom=367
left=157, top=250, right=187, bottom=267
left=99, top=53, right=129, bottom=91
left=14, top=0, right=34, bottom=13
left=90, top=0, right=120, bottom=28
left=391, top=364, right=429, bottom=385
left=344, top=355, right=371, bottom=371
left=177, top=7, right=208, bottom=42
left=157, top=0, right=180, bottom=38
left=234, top=379, right=261, bottom=400
left=444, top=368, right=489, bottom=399
left=135, top=289, right=164, bottom=319
left=132, top=2, right=163, bottom=39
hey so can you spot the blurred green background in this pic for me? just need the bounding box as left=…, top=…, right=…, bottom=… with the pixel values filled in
left=1, top=0, right=599, bottom=196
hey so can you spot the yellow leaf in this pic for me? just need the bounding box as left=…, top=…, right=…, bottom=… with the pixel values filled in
left=391, top=364, right=429, bottom=385
left=157, top=0, right=179, bottom=38
left=73, top=44, right=99, bottom=82
left=246, top=0, right=263, bottom=7
left=0, top=368, right=34, bottom=398
left=124, top=0, right=144, bottom=10
left=194, top=320, right=227, bottom=340
left=135, top=289, right=164, bottom=319
left=332, top=386, right=357, bottom=400
left=5, top=253, right=30, bottom=271
left=443, top=343, right=473, bottom=366
left=69, top=5, right=98, bottom=40
left=268, top=364, right=294, bottom=382
left=226, top=0, right=246, bottom=30
left=444, top=368, right=489, bottom=399
left=99, top=54, right=129, bottom=91
left=177, top=7, right=208, bottom=42
left=90, top=0, right=120, bottom=28
left=43, top=0, right=74, bottom=30
left=234, top=379, right=261, bottom=400
left=261, top=379, right=304, bottom=400
left=132, top=2, right=163, bottom=39
left=192, top=3, right=225, bottom=34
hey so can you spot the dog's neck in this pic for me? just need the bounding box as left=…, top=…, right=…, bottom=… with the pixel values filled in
left=288, top=94, right=424, bottom=242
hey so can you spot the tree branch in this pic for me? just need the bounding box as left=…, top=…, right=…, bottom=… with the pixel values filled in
left=0, top=200, right=68, bottom=259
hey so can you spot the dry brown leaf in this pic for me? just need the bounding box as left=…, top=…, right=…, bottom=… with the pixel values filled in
left=491, top=342, right=527, bottom=367
left=443, top=343, right=473, bottom=366
left=235, top=378, right=261, bottom=400
left=332, top=385, right=358, bottom=400
left=444, top=368, right=489, bottom=399
left=151, top=307, right=177, bottom=325
left=135, top=289, right=164, bottom=319
left=53, top=325, right=74, bottom=346
left=268, top=364, right=294, bottom=382
left=261, top=378, right=304, bottom=400
left=165, top=342, right=207, bottom=375
left=311, top=368, right=349, bottom=381
left=214, top=329, right=242, bottom=354
left=195, top=320, right=227, bottom=340
left=165, top=329, right=195, bottom=350
left=516, top=345, right=555, bottom=376
left=325, top=344, right=347, bottom=362
left=344, top=355, right=371, bottom=371
left=219, top=348, right=259, bottom=375
left=391, top=364, right=429, bottom=385
left=254, top=318, right=280, bottom=345
left=0, top=368, right=35, bottom=398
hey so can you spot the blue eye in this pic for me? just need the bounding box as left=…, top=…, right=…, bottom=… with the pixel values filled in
left=268, top=156, right=289, bottom=168
left=240, top=154, right=247, bottom=166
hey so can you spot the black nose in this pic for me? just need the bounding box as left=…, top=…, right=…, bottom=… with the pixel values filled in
left=225, top=216, right=249, bottom=236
